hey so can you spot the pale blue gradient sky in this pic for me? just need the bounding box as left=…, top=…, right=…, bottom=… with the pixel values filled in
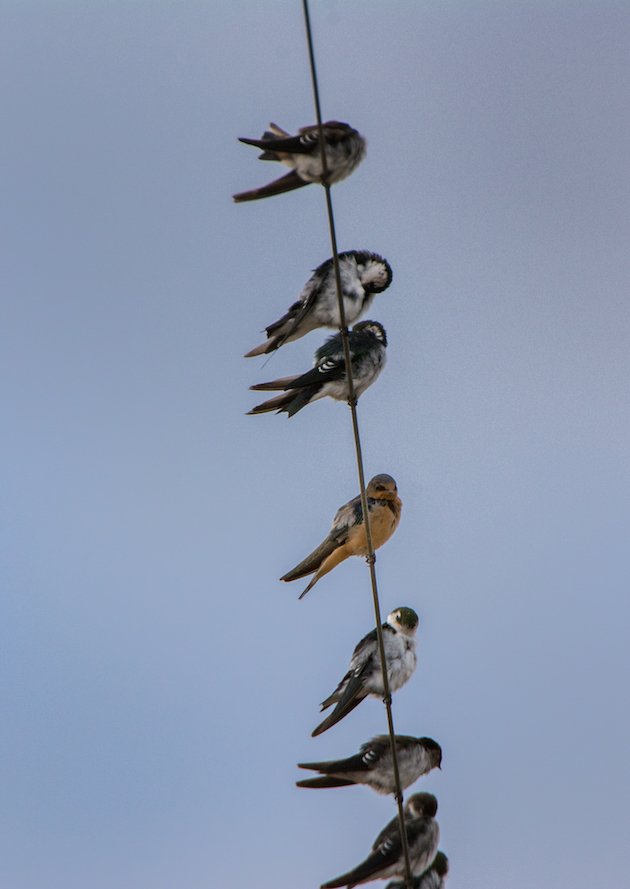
left=2, top=2, right=630, bottom=888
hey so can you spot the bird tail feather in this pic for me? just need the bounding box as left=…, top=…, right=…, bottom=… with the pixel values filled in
left=247, top=392, right=296, bottom=415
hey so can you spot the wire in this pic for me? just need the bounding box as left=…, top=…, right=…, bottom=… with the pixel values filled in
left=301, top=3, right=414, bottom=887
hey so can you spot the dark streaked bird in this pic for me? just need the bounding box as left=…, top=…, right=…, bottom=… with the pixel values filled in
left=248, top=321, right=387, bottom=418
left=312, top=607, right=418, bottom=737
left=297, top=735, right=441, bottom=794
left=385, top=852, right=449, bottom=889
left=321, top=792, right=439, bottom=889
left=233, top=121, right=366, bottom=202
left=244, top=251, right=392, bottom=357
left=281, top=473, right=401, bottom=598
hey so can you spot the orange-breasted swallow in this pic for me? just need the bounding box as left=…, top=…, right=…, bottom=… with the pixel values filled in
left=233, top=121, right=366, bottom=202
left=281, top=473, right=402, bottom=598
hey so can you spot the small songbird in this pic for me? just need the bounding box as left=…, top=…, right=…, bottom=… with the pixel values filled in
left=297, top=735, right=442, bottom=794
left=385, top=852, right=449, bottom=889
left=281, top=473, right=402, bottom=598
left=312, top=607, right=418, bottom=737
left=248, top=321, right=387, bottom=418
left=233, top=121, right=366, bottom=202
left=244, top=251, right=392, bottom=357
left=321, top=792, right=440, bottom=889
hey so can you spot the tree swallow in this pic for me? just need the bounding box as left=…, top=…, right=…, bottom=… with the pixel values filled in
left=297, top=735, right=442, bottom=794
left=312, top=607, right=418, bottom=737
left=248, top=321, right=387, bottom=418
left=233, top=121, right=366, bottom=202
left=321, top=792, right=440, bottom=888
left=385, top=851, right=449, bottom=889
left=244, top=251, right=392, bottom=357
left=281, top=473, right=402, bottom=598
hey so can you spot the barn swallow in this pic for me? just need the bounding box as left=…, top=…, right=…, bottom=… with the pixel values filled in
left=233, top=121, right=366, bottom=202
left=248, top=321, right=387, bottom=418
left=385, top=852, right=449, bottom=889
left=321, top=792, right=440, bottom=889
left=297, top=735, right=441, bottom=794
left=244, top=251, right=392, bottom=357
left=312, top=607, right=418, bottom=737
left=281, top=473, right=401, bottom=598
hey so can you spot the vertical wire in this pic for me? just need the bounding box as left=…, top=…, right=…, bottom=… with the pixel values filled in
left=301, top=3, right=414, bottom=887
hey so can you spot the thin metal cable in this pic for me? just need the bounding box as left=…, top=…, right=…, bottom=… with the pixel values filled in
left=301, top=3, right=414, bottom=887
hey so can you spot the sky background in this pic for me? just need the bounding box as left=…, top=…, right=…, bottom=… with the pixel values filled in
left=2, top=1, right=630, bottom=887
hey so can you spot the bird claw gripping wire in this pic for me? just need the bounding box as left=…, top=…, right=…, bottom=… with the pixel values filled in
left=365, top=553, right=376, bottom=567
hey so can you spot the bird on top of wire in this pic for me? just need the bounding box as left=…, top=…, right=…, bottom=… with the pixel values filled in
left=296, top=735, right=442, bottom=795
left=311, top=606, right=418, bottom=737
left=244, top=251, right=392, bottom=357
left=320, top=792, right=440, bottom=889
left=247, top=321, right=387, bottom=418
left=233, top=121, right=366, bottom=202
left=385, top=852, right=449, bottom=889
left=280, top=473, right=401, bottom=598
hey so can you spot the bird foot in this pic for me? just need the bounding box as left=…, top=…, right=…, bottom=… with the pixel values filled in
left=365, top=553, right=376, bottom=566
left=382, top=693, right=392, bottom=706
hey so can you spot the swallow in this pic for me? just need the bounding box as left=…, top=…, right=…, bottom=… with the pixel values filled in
left=248, top=321, right=387, bottom=418
left=244, top=251, right=392, bottom=357
left=321, top=792, right=440, bottom=889
left=312, top=607, right=418, bottom=737
left=233, top=121, right=366, bottom=202
left=385, top=852, right=449, bottom=889
left=297, top=735, right=442, bottom=794
left=280, top=473, right=401, bottom=598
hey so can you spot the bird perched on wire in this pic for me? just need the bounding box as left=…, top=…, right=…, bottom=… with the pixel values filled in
left=244, top=251, right=392, bottom=357
left=385, top=852, right=449, bottom=889
left=297, top=735, right=441, bottom=794
left=312, top=606, right=418, bottom=737
left=233, top=121, right=366, bottom=202
left=248, top=321, right=387, bottom=418
left=321, top=792, right=440, bottom=889
left=280, top=473, right=401, bottom=598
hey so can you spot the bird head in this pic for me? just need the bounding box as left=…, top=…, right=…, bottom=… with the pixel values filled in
left=420, top=737, right=443, bottom=770
left=355, top=252, right=393, bottom=293
left=366, top=473, right=398, bottom=499
left=433, top=852, right=449, bottom=877
left=405, top=792, right=438, bottom=819
left=353, top=320, right=387, bottom=346
left=388, top=607, right=419, bottom=636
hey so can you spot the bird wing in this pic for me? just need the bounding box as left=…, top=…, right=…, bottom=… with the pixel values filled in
left=265, top=260, right=332, bottom=339
left=330, top=494, right=363, bottom=536
left=298, top=735, right=390, bottom=776
left=233, top=170, right=309, bottom=203
left=280, top=530, right=344, bottom=582
left=295, top=775, right=356, bottom=789
left=320, top=831, right=403, bottom=889
left=249, top=375, right=300, bottom=392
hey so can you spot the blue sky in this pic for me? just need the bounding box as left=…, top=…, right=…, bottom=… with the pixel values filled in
left=2, top=2, right=630, bottom=888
